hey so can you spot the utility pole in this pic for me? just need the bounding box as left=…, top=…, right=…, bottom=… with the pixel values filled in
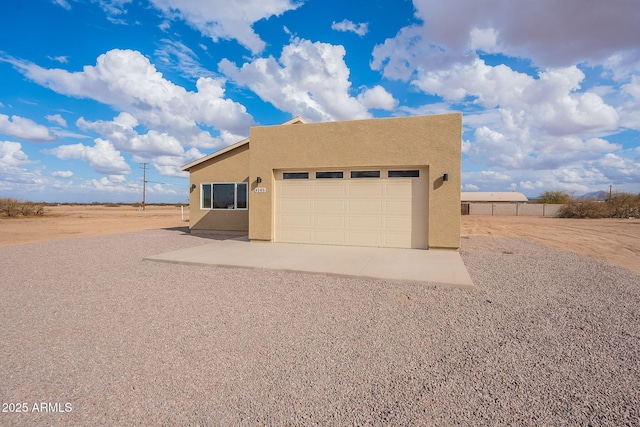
left=609, top=184, right=612, bottom=203
left=141, top=163, right=148, bottom=211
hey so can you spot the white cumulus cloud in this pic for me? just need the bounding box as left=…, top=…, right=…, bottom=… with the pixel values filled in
left=148, top=0, right=300, bottom=54
left=43, top=139, right=131, bottom=175
left=0, top=141, right=45, bottom=190
left=77, top=113, right=185, bottom=158
left=375, top=0, right=640, bottom=73
left=52, top=170, right=74, bottom=178
left=331, top=19, right=368, bottom=36
left=357, top=86, right=398, bottom=110
left=220, top=38, right=394, bottom=122
left=0, top=141, right=30, bottom=167
left=0, top=114, right=57, bottom=142
left=8, top=49, right=254, bottom=149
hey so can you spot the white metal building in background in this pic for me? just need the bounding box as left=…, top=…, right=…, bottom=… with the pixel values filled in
left=458, top=192, right=566, bottom=216
left=461, top=192, right=529, bottom=203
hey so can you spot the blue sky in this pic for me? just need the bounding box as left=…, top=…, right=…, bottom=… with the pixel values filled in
left=1, top=0, right=639, bottom=203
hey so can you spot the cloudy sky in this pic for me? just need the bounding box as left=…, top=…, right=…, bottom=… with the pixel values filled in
left=1, top=0, right=639, bottom=203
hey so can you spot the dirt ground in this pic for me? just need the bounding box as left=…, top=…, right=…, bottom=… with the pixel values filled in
left=1, top=206, right=638, bottom=274
left=461, top=215, right=640, bottom=275
left=0, top=205, right=188, bottom=248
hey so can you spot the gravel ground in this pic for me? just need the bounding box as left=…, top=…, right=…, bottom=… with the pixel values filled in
left=1, top=228, right=639, bottom=426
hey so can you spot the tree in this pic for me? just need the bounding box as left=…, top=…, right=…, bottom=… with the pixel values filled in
left=538, top=191, right=570, bottom=204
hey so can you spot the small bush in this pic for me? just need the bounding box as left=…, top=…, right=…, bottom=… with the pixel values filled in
left=21, top=202, right=35, bottom=216
left=0, top=198, right=21, bottom=217
left=0, top=198, right=46, bottom=217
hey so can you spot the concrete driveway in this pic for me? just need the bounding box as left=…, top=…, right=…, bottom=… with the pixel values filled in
left=145, top=238, right=474, bottom=288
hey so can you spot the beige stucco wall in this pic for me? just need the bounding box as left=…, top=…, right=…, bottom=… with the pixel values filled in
left=188, top=143, right=250, bottom=234
left=248, top=113, right=462, bottom=249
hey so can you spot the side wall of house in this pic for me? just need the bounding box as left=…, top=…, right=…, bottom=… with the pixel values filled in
left=188, top=143, right=250, bottom=234
left=248, top=113, right=462, bottom=249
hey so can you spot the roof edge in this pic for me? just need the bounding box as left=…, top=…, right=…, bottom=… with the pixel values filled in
left=280, top=116, right=306, bottom=125
left=180, top=116, right=307, bottom=171
left=181, top=137, right=249, bottom=171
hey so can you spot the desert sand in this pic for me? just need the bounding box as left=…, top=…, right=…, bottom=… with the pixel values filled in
left=1, top=205, right=638, bottom=274
left=461, top=215, right=640, bottom=274
left=0, top=205, right=187, bottom=247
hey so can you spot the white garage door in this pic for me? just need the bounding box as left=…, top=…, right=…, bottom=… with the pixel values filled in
left=275, top=168, right=428, bottom=249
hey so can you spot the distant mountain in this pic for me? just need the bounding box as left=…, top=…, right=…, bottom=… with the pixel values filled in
left=576, top=191, right=608, bottom=200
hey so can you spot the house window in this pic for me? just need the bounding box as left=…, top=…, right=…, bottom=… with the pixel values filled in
left=351, top=170, right=380, bottom=178
left=388, top=170, right=420, bottom=178
left=283, top=172, right=309, bottom=179
left=316, top=171, right=343, bottom=179
left=201, top=183, right=248, bottom=210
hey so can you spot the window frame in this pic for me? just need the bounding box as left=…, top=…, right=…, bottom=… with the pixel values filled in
left=283, top=172, right=310, bottom=180
left=388, top=170, right=420, bottom=178
left=350, top=170, right=381, bottom=179
left=200, top=182, right=248, bottom=210
left=315, top=171, right=344, bottom=179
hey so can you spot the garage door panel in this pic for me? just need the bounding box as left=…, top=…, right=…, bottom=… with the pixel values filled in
left=314, top=184, right=346, bottom=197
left=348, top=183, right=384, bottom=197
left=385, top=216, right=411, bottom=230
left=314, top=200, right=346, bottom=212
left=281, top=199, right=312, bottom=212
left=312, top=230, right=346, bottom=244
left=349, top=199, right=383, bottom=213
left=348, top=216, right=383, bottom=228
left=385, top=182, right=413, bottom=198
left=385, top=200, right=412, bottom=213
left=279, top=214, right=312, bottom=227
left=281, top=184, right=312, bottom=197
left=313, top=215, right=345, bottom=227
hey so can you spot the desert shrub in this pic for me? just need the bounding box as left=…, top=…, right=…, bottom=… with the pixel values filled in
left=0, top=198, right=46, bottom=217
left=608, top=192, right=640, bottom=218
left=538, top=190, right=571, bottom=204
left=20, top=202, right=35, bottom=216
left=557, top=192, right=640, bottom=218
left=557, top=199, right=613, bottom=218
left=0, top=198, right=21, bottom=217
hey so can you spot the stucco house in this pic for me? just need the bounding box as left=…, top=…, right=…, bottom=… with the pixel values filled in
left=181, top=113, right=462, bottom=249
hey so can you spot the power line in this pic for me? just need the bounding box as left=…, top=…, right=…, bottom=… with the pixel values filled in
left=140, top=163, right=166, bottom=210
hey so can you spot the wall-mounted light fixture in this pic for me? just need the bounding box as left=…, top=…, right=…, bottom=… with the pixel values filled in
left=190, top=184, right=196, bottom=191
left=257, top=176, right=262, bottom=184
left=443, top=173, right=449, bottom=182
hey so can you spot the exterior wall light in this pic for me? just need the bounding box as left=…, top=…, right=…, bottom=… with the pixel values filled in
left=190, top=184, right=196, bottom=190
left=257, top=176, right=262, bottom=183
left=443, top=173, right=449, bottom=182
